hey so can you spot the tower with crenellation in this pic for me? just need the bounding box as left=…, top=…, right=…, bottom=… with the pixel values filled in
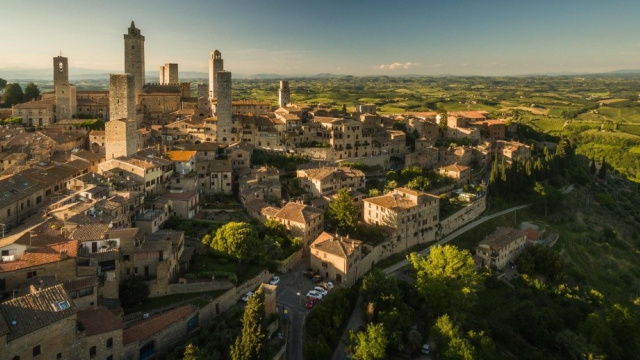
left=208, top=50, right=223, bottom=100
left=159, top=63, right=179, bottom=85
left=124, top=21, right=145, bottom=96
left=278, top=80, right=290, bottom=108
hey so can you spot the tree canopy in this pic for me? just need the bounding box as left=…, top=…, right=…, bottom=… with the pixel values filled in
left=230, top=286, right=268, bottom=360
left=408, top=245, right=483, bottom=315
left=327, top=188, right=359, bottom=234
left=348, top=322, right=388, bottom=360
left=0, top=78, right=7, bottom=91
left=119, top=276, right=150, bottom=308
left=205, top=222, right=261, bottom=264
left=23, top=82, right=40, bottom=101
left=1, top=83, right=24, bottom=107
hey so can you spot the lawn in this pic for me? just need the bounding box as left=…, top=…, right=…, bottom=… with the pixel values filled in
left=134, top=289, right=227, bottom=314
left=188, top=252, right=264, bottom=284
left=531, top=118, right=565, bottom=132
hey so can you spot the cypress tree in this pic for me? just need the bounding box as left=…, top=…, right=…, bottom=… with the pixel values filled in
left=230, top=287, right=268, bottom=360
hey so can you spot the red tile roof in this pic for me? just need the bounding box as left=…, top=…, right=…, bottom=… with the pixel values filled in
left=123, top=305, right=197, bottom=344
left=77, top=307, right=125, bottom=336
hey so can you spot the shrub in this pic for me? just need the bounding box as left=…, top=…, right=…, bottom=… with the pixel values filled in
left=217, top=257, right=229, bottom=265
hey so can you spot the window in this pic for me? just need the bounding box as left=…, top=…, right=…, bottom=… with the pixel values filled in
left=107, top=356, right=113, bottom=360
left=123, top=255, right=130, bottom=261
left=106, top=337, right=113, bottom=349
left=33, top=345, right=41, bottom=356
left=90, top=346, right=96, bottom=358
left=27, top=270, right=37, bottom=278
left=57, top=353, right=62, bottom=359
left=1, top=250, right=8, bottom=256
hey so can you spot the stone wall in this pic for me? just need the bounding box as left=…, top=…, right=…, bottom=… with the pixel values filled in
left=297, top=147, right=332, bottom=160
left=439, top=195, right=487, bottom=237
left=167, top=279, right=234, bottom=294
left=275, top=248, right=304, bottom=273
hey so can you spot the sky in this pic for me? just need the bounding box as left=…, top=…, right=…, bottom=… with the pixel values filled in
left=2, top=0, right=640, bottom=76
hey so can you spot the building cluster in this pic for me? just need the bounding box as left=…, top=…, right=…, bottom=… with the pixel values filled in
left=0, top=20, right=538, bottom=359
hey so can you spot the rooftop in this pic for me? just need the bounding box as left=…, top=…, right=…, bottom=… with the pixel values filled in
left=311, top=231, right=362, bottom=258
left=274, top=201, right=324, bottom=224
left=123, top=305, right=197, bottom=344
left=77, top=307, right=125, bottom=336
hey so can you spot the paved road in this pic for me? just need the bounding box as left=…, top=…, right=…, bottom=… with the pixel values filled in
left=383, top=204, right=531, bottom=276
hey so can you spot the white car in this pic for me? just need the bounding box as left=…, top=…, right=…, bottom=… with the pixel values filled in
left=269, top=276, right=280, bottom=285
left=319, top=281, right=334, bottom=291
left=306, top=290, right=324, bottom=300
left=240, top=291, right=254, bottom=302
left=421, top=344, right=430, bottom=355
left=314, top=286, right=328, bottom=296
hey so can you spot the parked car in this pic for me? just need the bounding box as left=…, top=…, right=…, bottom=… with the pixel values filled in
left=314, top=286, right=328, bottom=296
left=306, top=290, right=324, bottom=300
left=318, top=281, right=334, bottom=291
left=269, top=276, right=280, bottom=285
left=240, top=291, right=254, bottom=302
left=312, top=274, right=323, bottom=283
left=302, top=269, right=314, bottom=279
left=305, top=297, right=319, bottom=309
left=421, top=344, right=430, bottom=355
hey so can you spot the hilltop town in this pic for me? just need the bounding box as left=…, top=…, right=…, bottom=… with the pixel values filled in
left=1, top=21, right=639, bottom=360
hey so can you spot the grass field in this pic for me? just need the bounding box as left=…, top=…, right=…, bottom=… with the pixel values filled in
left=530, top=118, right=565, bottom=132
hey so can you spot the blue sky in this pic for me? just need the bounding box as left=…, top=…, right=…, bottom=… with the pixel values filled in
left=2, top=0, right=640, bottom=75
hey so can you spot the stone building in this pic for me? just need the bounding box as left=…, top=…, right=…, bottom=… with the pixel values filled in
left=214, top=71, right=234, bottom=143
left=53, top=55, right=78, bottom=120
left=475, top=227, right=527, bottom=270
left=364, top=188, right=440, bottom=250
left=310, top=232, right=364, bottom=286
left=271, top=201, right=325, bottom=248
left=76, top=307, right=125, bottom=360
left=124, top=21, right=145, bottom=95
left=159, top=63, right=179, bottom=85
left=0, top=283, right=77, bottom=360
left=296, top=166, right=365, bottom=197
left=11, top=99, right=56, bottom=127
left=105, top=119, right=138, bottom=160
left=109, top=73, right=136, bottom=122
left=438, top=163, right=471, bottom=185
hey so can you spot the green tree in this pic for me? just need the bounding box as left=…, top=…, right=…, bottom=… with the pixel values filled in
left=119, top=276, right=150, bottom=307
left=437, top=103, right=448, bottom=131
left=327, top=188, right=359, bottom=234
left=210, top=222, right=261, bottom=264
left=183, top=343, right=203, bottom=360
left=598, top=157, right=607, bottom=180
left=348, top=322, right=388, bottom=360
left=263, top=218, right=287, bottom=238
left=433, top=314, right=477, bottom=360
left=589, top=157, right=597, bottom=175
left=1, top=83, right=23, bottom=107
left=230, top=287, right=268, bottom=360
left=408, top=245, right=483, bottom=315
left=0, top=78, right=7, bottom=91
left=23, top=82, right=40, bottom=101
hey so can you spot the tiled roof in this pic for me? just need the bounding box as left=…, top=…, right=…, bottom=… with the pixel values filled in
left=71, top=224, right=110, bottom=242
left=77, top=307, right=125, bottom=336
left=0, top=240, right=78, bottom=272
left=123, top=305, right=197, bottom=344
left=64, top=276, right=100, bottom=292
left=0, top=284, right=77, bottom=341
left=311, top=231, right=362, bottom=258
left=439, top=164, right=469, bottom=172
left=365, top=193, right=417, bottom=211
left=72, top=150, right=103, bottom=163
left=167, top=151, right=197, bottom=162
left=478, top=227, right=526, bottom=251
left=274, top=202, right=324, bottom=224
left=163, top=191, right=197, bottom=201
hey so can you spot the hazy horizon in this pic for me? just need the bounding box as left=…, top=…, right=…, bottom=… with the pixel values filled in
left=3, top=0, right=640, bottom=77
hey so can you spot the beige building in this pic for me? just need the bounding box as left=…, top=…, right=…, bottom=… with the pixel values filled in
left=364, top=188, right=440, bottom=250
left=162, top=190, right=199, bottom=219
left=11, top=99, right=56, bottom=127
left=496, top=140, right=531, bottom=163
left=310, top=232, right=364, bottom=286
left=296, top=166, right=365, bottom=197
left=475, top=227, right=527, bottom=270
left=438, top=163, right=471, bottom=185
left=271, top=201, right=325, bottom=248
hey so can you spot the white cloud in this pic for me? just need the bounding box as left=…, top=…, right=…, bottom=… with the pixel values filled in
left=378, top=62, right=419, bottom=70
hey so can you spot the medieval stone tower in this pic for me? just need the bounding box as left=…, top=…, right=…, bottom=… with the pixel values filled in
left=124, top=21, right=145, bottom=95
left=109, top=74, right=136, bottom=121
left=215, top=71, right=233, bottom=143
left=208, top=50, right=223, bottom=99
left=105, top=119, right=138, bottom=160
left=278, top=80, right=290, bottom=108
left=159, top=63, right=178, bottom=85
left=53, top=55, right=77, bottom=120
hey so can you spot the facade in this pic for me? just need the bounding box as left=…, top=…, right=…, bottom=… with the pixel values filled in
left=159, top=63, right=179, bottom=85
left=109, top=73, right=136, bottom=121
left=363, top=188, right=440, bottom=249
left=310, top=232, right=363, bottom=286
left=105, top=119, right=138, bottom=160
left=214, top=71, right=234, bottom=143
left=475, top=227, right=527, bottom=270
left=124, top=21, right=145, bottom=95
left=12, top=99, right=56, bottom=127
left=296, top=166, right=365, bottom=197
left=271, top=201, right=325, bottom=248
left=438, top=163, right=471, bottom=185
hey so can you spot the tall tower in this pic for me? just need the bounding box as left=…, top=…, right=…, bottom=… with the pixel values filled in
left=208, top=50, right=223, bottom=99
left=105, top=119, right=138, bottom=160
left=109, top=74, right=136, bottom=121
left=53, top=56, right=69, bottom=87
left=215, top=71, right=233, bottom=143
left=53, top=55, right=77, bottom=120
left=159, top=63, right=179, bottom=85
left=278, top=80, right=290, bottom=108
left=124, top=21, right=145, bottom=95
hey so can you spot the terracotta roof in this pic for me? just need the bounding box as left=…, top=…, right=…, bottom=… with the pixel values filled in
left=163, top=190, right=197, bottom=201
left=0, top=240, right=78, bottom=272
left=365, top=192, right=418, bottom=211
left=64, top=276, right=100, bottom=292
left=523, top=227, right=543, bottom=241
left=12, top=99, right=55, bottom=109
left=90, top=130, right=105, bottom=137
left=311, top=231, right=362, bottom=258
left=71, top=224, right=110, bottom=242
left=0, top=284, right=77, bottom=341
left=72, top=150, right=103, bottom=163
left=478, top=227, right=526, bottom=251
left=123, top=305, right=197, bottom=344
left=439, top=164, right=469, bottom=173
left=77, top=307, right=125, bottom=336
left=167, top=151, right=197, bottom=162
left=274, top=202, right=324, bottom=224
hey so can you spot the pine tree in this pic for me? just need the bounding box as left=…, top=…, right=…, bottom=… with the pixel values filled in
left=598, top=157, right=607, bottom=180
left=589, top=157, right=597, bottom=175
left=230, top=287, right=268, bottom=360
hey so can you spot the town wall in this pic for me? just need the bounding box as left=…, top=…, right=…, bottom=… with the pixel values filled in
left=167, top=279, right=234, bottom=294
left=439, top=195, right=487, bottom=237
left=336, top=154, right=391, bottom=169
left=274, top=248, right=304, bottom=273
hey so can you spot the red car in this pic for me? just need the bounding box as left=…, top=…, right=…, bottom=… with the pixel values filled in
left=305, top=297, right=319, bottom=309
